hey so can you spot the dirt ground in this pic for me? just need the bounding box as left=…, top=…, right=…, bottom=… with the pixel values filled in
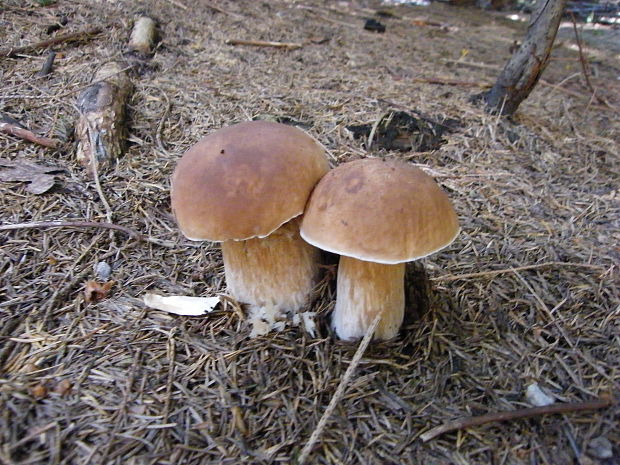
left=1, top=1, right=619, bottom=464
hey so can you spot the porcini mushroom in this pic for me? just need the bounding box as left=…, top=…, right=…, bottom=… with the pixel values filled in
left=300, top=158, right=459, bottom=341
left=171, top=120, right=329, bottom=315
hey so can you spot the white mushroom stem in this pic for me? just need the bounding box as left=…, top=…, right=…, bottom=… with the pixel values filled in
left=332, top=256, right=405, bottom=341
left=220, top=218, right=319, bottom=313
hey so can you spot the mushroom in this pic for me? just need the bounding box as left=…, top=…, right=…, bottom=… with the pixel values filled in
left=171, top=120, right=329, bottom=315
left=300, top=158, right=459, bottom=340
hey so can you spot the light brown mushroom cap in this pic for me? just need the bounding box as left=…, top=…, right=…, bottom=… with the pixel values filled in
left=300, top=158, right=459, bottom=264
left=171, top=121, right=329, bottom=241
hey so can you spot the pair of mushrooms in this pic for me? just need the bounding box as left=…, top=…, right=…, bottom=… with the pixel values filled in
left=171, top=121, right=459, bottom=340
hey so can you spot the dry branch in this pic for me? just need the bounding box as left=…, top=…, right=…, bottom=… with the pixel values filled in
left=0, top=27, right=102, bottom=58
left=412, top=77, right=491, bottom=87
left=297, top=312, right=382, bottom=465
left=420, top=398, right=613, bottom=442
left=225, top=39, right=302, bottom=49
left=75, top=62, right=133, bottom=172
left=0, top=122, right=58, bottom=149
left=0, top=220, right=176, bottom=247
left=0, top=115, right=58, bottom=148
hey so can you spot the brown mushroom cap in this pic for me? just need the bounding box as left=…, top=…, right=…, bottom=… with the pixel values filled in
left=171, top=121, right=329, bottom=241
left=300, top=158, right=459, bottom=264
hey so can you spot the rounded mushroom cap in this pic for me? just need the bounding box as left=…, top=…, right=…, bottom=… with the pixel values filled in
left=300, top=158, right=459, bottom=264
left=171, top=121, right=329, bottom=241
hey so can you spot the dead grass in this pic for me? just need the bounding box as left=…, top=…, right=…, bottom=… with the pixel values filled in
left=1, top=1, right=618, bottom=464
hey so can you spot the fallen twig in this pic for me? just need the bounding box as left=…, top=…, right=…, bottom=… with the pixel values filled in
left=0, top=118, right=58, bottom=148
left=225, top=39, right=302, bottom=49
left=297, top=312, right=382, bottom=465
left=412, top=77, right=491, bottom=88
left=0, top=220, right=178, bottom=248
left=420, top=398, right=613, bottom=442
left=432, top=261, right=604, bottom=282
left=1, top=27, right=102, bottom=58
left=570, top=13, right=595, bottom=94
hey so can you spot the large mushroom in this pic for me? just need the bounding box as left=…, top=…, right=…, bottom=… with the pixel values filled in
left=300, top=158, right=459, bottom=341
left=171, top=120, right=329, bottom=314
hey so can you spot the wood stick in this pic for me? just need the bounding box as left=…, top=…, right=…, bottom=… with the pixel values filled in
left=0, top=120, right=58, bottom=149
left=225, top=39, right=302, bottom=49
left=1, top=27, right=102, bottom=58
left=0, top=220, right=177, bottom=248
left=570, top=13, right=595, bottom=94
left=297, top=312, right=382, bottom=465
left=420, top=398, right=613, bottom=442
left=412, top=77, right=491, bottom=88
left=432, top=261, right=603, bottom=282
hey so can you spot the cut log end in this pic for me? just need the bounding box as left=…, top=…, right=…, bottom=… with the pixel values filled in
left=127, top=17, right=157, bottom=56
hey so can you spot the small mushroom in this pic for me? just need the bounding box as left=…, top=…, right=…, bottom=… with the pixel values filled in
left=300, top=158, right=459, bottom=340
left=171, top=121, right=329, bottom=314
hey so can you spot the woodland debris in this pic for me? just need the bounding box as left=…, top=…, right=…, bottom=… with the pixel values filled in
left=143, top=293, right=221, bottom=316
left=0, top=158, right=63, bottom=194
left=364, top=18, right=386, bottom=33
left=84, top=280, right=115, bottom=303
left=225, top=39, right=302, bottom=49
left=588, top=437, right=613, bottom=459
left=412, top=77, right=491, bottom=87
left=37, top=51, right=56, bottom=77
left=75, top=62, right=133, bottom=172
left=0, top=220, right=179, bottom=247
left=420, top=398, right=613, bottom=442
left=127, top=17, right=157, bottom=56
left=0, top=114, right=58, bottom=149
left=297, top=312, right=383, bottom=465
left=53, top=379, right=73, bottom=396
left=474, top=0, right=568, bottom=115
left=95, top=261, right=112, bottom=280
left=30, top=384, right=48, bottom=400
left=346, top=110, right=459, bottom=152
left=0, top=27, right=102, bottom=58
left=525, top=383, right=556, bottom=406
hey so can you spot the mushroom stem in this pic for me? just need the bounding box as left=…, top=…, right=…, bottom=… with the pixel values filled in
left=332, top=256, right=405, bottom=341
left=221, top=218, right=319, bottom=313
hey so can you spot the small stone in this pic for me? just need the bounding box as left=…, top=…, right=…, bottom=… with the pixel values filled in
left=95, top=261, right=112, bottom=280
left=588, top=436, right=613, bottom=459
left=525, top=383, right=555, bottom=407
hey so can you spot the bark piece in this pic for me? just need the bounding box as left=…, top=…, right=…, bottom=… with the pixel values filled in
left=75, top=62, right=133, bottom=172
left=477, top=0, right=568, bottom=115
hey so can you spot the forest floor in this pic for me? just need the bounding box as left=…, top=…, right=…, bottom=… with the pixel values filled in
left=1, top=1, right=619, bottom=464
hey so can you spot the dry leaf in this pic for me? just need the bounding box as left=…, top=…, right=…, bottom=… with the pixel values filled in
left=84, top=280, right=115, bottom=303
left=143, top=293, right=220, bottom=316
left=0, top=158, right=64, bottom=194
left=31, top=384, right=48, bottom=399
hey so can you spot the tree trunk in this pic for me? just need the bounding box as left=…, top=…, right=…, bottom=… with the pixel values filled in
left=479, top=0, right=568, bottom=115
